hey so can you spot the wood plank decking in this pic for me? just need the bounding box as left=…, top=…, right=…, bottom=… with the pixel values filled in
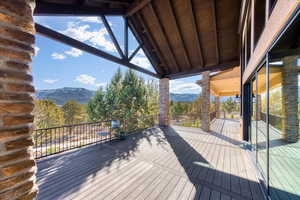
left=36, top=119, right=265, bottom=200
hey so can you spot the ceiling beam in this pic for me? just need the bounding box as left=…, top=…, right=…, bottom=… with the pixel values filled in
left=167, top=0, right=192, bottom=69
left=34, top=2, right=126, bottom=16
left=166, top=61, right=239, bottom=79
left=129, top=44, right=142, bottom=61
left=126, top=0, right=151, bottom=16
left=134, top=13, right=168, bottom=74
left=211, top=0, right=220, bottom=65
left=148, top=3, right=180, bottom=73
left=101, top=15, right=125, bottom=59
left=188, top=0, right=204, bottom=67
left=35, top=23, right=160, bottom=78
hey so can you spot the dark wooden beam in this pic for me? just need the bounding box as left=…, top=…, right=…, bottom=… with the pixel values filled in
left=35, top=23, right=160, bottom=78
left=148, top=3, right=180, bottom=72
left=34, top=2, right=126, bottom=16
left=124, top=17, right=129, bottom=58
left=166, top=61, right=239, bottom=79
left=129, top=44, right=142, bottom=61
left=101, top=15, right=125, bottom=59
left=167, top=0, right=192, bottom=69
left=188, top=0, right=204, bottom=67
left=127, top=17, right=162, bottom=74
left=126, top=0, right=151, bottom=16
left=211, top=0, right=220, bottom=64
left=135, top=13, right=168, bottom=74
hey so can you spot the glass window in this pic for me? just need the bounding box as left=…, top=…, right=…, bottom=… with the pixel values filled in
left=268, top=14, right=300, bottom=200
left=251, top=78, right=257, bottom=156
left=253, top=0, right=266, bottom=48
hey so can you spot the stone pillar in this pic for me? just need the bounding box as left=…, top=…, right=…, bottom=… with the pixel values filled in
left=159, top=78, right=170, bottom=126
left=200, top=71, right=210, bottom=132
left=281, top=56, right=299, bottom=143
left=0, top=1, right=37, bottom=199
left=215, top=96, right=220, bottom=118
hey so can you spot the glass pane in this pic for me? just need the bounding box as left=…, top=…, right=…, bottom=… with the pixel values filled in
left=257, top=64, right=267, bottom=180
left=251, top=78, right=257, bottom=156
left=268, top=15, right=300, bottom=199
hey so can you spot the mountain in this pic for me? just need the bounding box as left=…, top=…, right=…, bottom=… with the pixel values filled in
left=36, top=87, right=96, bottom=105
left=35, top=87, right=199, bottom=105
left=170, top=93, right=199, bottom=102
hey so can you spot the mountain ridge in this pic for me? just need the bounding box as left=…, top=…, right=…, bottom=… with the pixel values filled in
left=35, top=87, right=199, bottom=105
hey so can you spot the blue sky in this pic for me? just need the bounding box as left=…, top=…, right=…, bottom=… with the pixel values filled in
left=32, top=16, right=201, bottom=94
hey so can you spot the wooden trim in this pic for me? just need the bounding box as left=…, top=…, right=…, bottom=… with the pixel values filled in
left=211, top=0, right=220, bottom=65
left=188, top=0, right=204, bottom=67
left=167, top=0, right=192, bottom=69
left=148, top=3, right=180, bottom=72
left=124, top=18, right=129, bottom=58
left=167, top=61, right=239, bottom=79
left=129, top=44, right=142, bottom=61
left=250, top=0, right=255, bottom=54
left=242, top=0, right=299, bottom=84
left=101, top=15, right=125, bottom=59
left=35, top=23, right=160, bottom=78
left=126, top=0, right=151, bottom=16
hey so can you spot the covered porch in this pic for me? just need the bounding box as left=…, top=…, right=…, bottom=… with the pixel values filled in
left=36, top=119, right=264, bottom=200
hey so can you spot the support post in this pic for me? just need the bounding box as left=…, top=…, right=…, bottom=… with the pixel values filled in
left=159, top=78, right=170, bottom=126
left=198, top=71, right=210, bottom=132
left=0, top=0, right=37, bottom=199
left=257, top=94, right=262, bottom=121
left=215, top=96, right=220, bottom=118
left=281, top=56, right=299, bottom=143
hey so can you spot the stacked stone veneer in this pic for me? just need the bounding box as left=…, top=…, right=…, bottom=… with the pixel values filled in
left=0, top=1, right=37, bottom=199
left=281, top=56, right=299, bottom=143
left=199, top=71, right=210, bottom=132
left=159, top=78, right=170, bottom=126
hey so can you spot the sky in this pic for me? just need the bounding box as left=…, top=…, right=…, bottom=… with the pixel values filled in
left=32, top=16, right=202, bottom=94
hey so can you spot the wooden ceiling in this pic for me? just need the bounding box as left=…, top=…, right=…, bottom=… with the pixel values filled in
left=35, top=0, right=241, bottom=79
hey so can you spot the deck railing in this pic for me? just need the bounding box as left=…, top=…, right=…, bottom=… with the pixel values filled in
left=33, top=115, right=158, bottom=159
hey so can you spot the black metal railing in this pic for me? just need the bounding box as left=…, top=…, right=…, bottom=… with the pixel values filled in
left=33, top=115, right=158, bottom=159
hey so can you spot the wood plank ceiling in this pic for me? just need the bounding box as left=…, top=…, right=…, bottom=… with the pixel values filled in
left=35, top=0, right=241, bottom=79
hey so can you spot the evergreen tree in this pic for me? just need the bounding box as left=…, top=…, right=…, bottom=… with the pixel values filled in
left=62, top=101, right=87, bottom=125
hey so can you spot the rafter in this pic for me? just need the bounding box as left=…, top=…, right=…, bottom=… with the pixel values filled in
left=211, top=0, right=220, bottom=64
left=126, top=0, right=151, bottom=16
left=127, top=17, right=162, bottom=74
left=167, top=0, right=192, bottom=69
left=135, top=13, right=168, bottom=74
left=124, top=18, right=129, bottom=58
left=101, top=15, right=125, bottom=59
left=187, top=0, right=204, bottom=67
left=148, top=3, right=180, bottom=73
left=167, top=61, right=239, bottom=79
left=35, top=23, right=159, bottom=78
left=34, top=2, right=126, bottom=16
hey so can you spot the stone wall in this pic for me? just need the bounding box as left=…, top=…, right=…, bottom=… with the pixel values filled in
left=0, top=0, right=37, bottom=199
left=200, top=71, right=210, bottom=132
left=159, top=78, right=170, bottom=126
left=281, top=56, right=299, bottom=143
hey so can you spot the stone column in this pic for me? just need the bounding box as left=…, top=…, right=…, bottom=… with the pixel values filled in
left=159, top=78, right=170, bottom=126
left=281, top=56, right=299, bottom=143
left=0, top=1, right=37, bottom=199
left=200, top=71, right=210, bottom=132
left=215, top=96, right=220, bottom=118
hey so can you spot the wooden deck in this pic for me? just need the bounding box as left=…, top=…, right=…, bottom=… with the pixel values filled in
left=36, top=119, right=265, bottom=200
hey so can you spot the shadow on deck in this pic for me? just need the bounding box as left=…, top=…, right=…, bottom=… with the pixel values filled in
left=36, top=119, right=268, bottom=200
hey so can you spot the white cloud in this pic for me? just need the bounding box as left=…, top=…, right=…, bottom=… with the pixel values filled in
left=77, top=17, right=102, bottom=24
left=170, top=80, right=201, bottom=94
left=130, top=49, right=151, bottom=69
left=34, top=46, right=40, bottom=55
left=75, top=74, right=96, bottom=85
left=44, top=79, right=58, bottom=84
left=65, top=48, right=83, bottom=57
left=61, top=22, right=116, bottom=52
left=51, top=52, right=66, bottom=60
left=95, top=82, right=107, bottom=88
